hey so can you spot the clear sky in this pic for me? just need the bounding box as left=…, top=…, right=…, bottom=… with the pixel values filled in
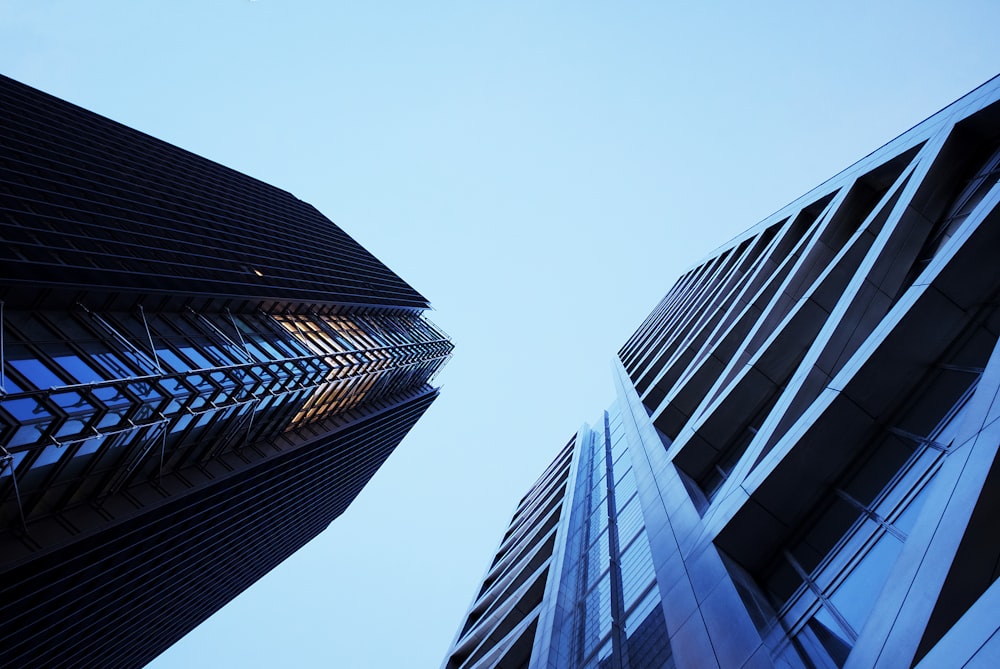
left=2, top=2, right=999, bottom=667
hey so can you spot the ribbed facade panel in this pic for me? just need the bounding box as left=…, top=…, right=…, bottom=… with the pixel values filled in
left=0, top=73, right=428, bottom=310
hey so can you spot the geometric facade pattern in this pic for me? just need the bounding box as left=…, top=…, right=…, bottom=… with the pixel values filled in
left=444, top=76, right=1000, bottom=668
left=0, top=74, right=452, bottom=667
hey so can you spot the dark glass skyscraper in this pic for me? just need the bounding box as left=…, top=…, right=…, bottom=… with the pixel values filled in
left=444, top=77, right=1000, bottom=668
left=0, top=74, right=452, bottom=667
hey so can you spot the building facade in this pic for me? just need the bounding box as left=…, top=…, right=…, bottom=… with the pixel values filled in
left=444, top=77, right=1000, bottom=669
left=0, top=75, right=452, bottom=667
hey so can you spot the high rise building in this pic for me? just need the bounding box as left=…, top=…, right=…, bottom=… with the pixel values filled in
left=0, top=74, right=452, bottom=667
left=444, top=76, right=1000, bottom=669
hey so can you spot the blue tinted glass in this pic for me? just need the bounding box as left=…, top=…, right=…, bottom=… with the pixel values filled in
left=32, top=443, right=63, bottom=468
left=8, top=424, right=43, bottom=447
left=170, top=414, right=194, bottom=434
left=179, top=345, right=215, bottom=370
left=92, top=386, right=130, bottom=408
left=616, top=470, right=638, bottom=502
left=808, top=606, right=853, bottom=666
left=156, top=348, right=190, bottom=372
left=53, top=355, right=103, bottom=384
left=625, top=586, right=660, bottom=634
left=1, top=393, right=50, bottom=422
left=586, top=530, right=611, bottom=586
left=55, top=419, right=87, bottom=438
left=0, top=449, right=27, bottom=476
left=616, top=496, right=646, bottom=549
left=620, top=537, right=656, bottom=609
left=829, top=534, right=903, bottom=635
left=893, top=483, right=932, bottom=536
left=10, top=358, right=65, bottom=390
left=93, top=350, right=133, bottom=378
left=98, top=411, right=127, bottom=429
left=75, top=436, right=107, bottom=457
left=614, top=461, right=633, bottom=484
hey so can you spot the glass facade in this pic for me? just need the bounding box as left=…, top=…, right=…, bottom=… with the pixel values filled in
left=0, top=306, right=450, bottom=528
left=445, top=75, right=1000, bottom=669
left=547, top=404, right=672, bottom=669
left=0, top=74, right=452, bottom=668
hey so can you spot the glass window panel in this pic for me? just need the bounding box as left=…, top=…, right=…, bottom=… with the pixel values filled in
left=621, top=537, right=656, bottom=609
left=53, top=354, right=103, bottom=384
left=893, top=483, right=932, bottom=536
left=590, top=487, right=608, bottom=514
left=244, top=340, right=276, bottom=362
left=581, top=572, right=614, bottom=659
left=586, top=530, right=611, bottom=587
left=611, top=438, right=630, bottom=467
left=74, top=435, right=107, bottom=457
left=127, top=380, right=167, bottom=401
left=55, top=419, right=87, bottom=438
left=617, top=496, right=645, bottom=547
left=614, top=461, right=633, bottom=485
left=155, top=348, right=191, bottom=372
left=625, top=586, right=660, bottom=633
left=31, top=443, right=64, bottom=468
left=92, top=350, right=135, bottom=379
left=97, top=411, right=128, bottom=429
left=170, top=414, right=194, bottom=434
left=807, top=606, right=852, bottom=667
left=0, top=449, right=28, bottom=476
left=588, top=504, right=609, bottom=538
left=1, top=392, right=50, bottom=422
left=795, top=496, right=860, bottom=574
left=829, top=534, right=904, bottom=636
left=92, top=386, right=130, bottom=408
left=616, top=470, right=638, bottom=503
left=7, top=424, right=43, bottom=447
left=9, top=358, right=67, bottom=390
left=179, top=345, right=215, bottom=370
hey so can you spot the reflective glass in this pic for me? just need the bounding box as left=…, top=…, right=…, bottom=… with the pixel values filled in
left=893, top=483, right=931, bottom=536
left=614, top=461, right=633, bottom=484
left=0, top=389, right=50, bottom=422
left=179, top=345, right=215, bottom=370
left=8, top=359, right=87, bottom=410
left=92, top=386, right=130, bottom=408
left=74, top=435, right=107, bottom=457
left=829, top=534, right=903, bottom=636
left=170, top=414, right=194, bottom=434
left=581, top=572, right=614, bottom=658
left=9, top=358, right=65, bottom=389
left=620, top=536, right=655, bottom=609
left=31, top=443, right=64, bottom=468
left=55, top=419, right=87, bottom=438
left=616, top=496, right=645, bottom=547
left=585, top=530, right=611, bottom=586
left=156, top=348, right=190, bottom=372
left=98, top=410, right=128, bottom=429
left=0, top=449, right=27, bottom=476
left=625, top=586, right=660, bottom=634
left=53, top=354, right=103, bottom=384
left=807, top=606, right=852, bottom=666
left=616, top=470, right=638, bottom=503
left=8, top=424, right=43, bottom=447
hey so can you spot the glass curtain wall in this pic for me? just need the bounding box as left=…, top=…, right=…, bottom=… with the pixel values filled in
left=0, top=305, right=452, bottom=527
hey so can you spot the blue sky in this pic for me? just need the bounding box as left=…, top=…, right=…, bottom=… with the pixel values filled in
left=2, top=2, right=998, bottom=667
